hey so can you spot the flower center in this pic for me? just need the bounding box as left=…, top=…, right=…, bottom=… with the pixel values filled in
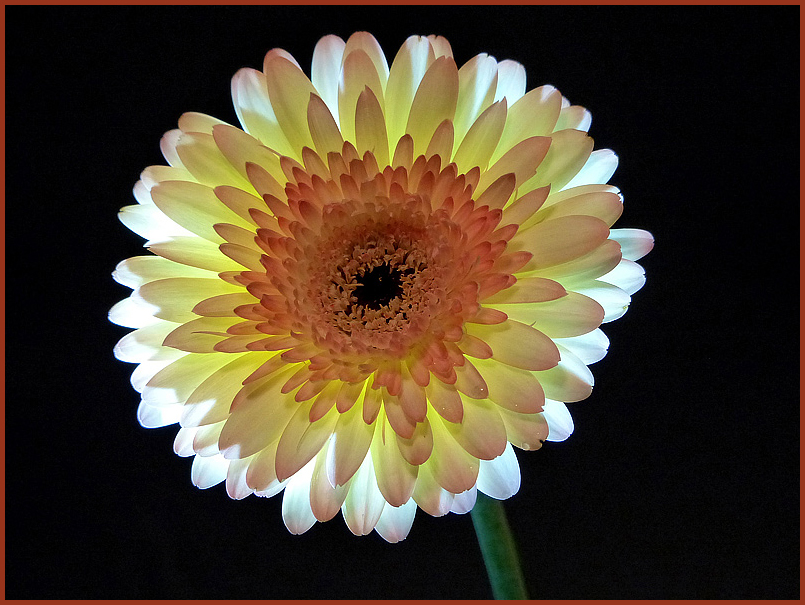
left=352, top=263, right=410, bottom=311
left=230, top=142, right=519, bottom=384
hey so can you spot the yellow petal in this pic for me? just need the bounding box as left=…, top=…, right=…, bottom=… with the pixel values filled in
left=371, top=412, right=418, bottom=506
left=477, top=135, right=551, bottom=194
left=535, top=345, right=594, bottom=402
left=150, top=180, right=248, bottom=242
left=454, top=53, right=499, bottom=144
left=385, top=35, right=433, bottom=148
left=149, top=237, right=242, bottom=272
left=339, top=49, right=385, bottom=143
left=263, top=54, right=317, bottom=156
left=498, top=407, right=548, bottom=450
left=328, top=391, right=375, bottom=486
left=355, top=87, right=390, bottom=167
left=230, top=67, right=294, bottom=156
left=405, top=56, right=459, bottom=157
left=218, top=367, right=297, bottom=459
left=523, top=129, right=594, bottom=193
left=310, top=442, right=349, bottom=521
left=511, top=215, right=610, bottom=271
left=453, top=99, right=507, bottom=174
left=492, top=85, right=562, bottom=164
left=135, top=277, right=243, bottom=323
left=113, top=256, right=215, bottom=289
left=307, top=93, right=345, bottom=157
left=275, top=401, right=339, bottom=482
left=175, top=132, right=252, bottom=189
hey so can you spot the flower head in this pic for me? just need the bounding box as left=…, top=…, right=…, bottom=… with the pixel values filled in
left=111, top=32, right=653, bottom=542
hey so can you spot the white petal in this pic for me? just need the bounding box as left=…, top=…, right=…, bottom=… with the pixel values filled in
left=137, top=400, right=183, bottom=429
left=449, top=486, right=478, bottom=514
left=609, top=228, right=654, bottom=261
left=374, top=499, right=417, bottom=543
left=191, top=453, right=229, bottom=489
left=311, top=35, right=346, bottom=119
left=226, top=457, right=254, bottom=500
left=575, top=282, right=632, bottom=322
left=599, top=259, right=646, bottom=295
left=494, top=60, right=526, bottom=104
left=254, top=479, right=289, bottom=499
left=129, top=359, right=174, bottom=393
left=341, top=454, right=385, bottom=536
left=174, top=427, right=199, bottom=457
left=553, top=329, right=610, bottom=365
left=118, top=203, right=194, bottom=243
left=113, top=323, right=183, bottom=364
left=477, top=442, right=521, bottom=500
left=230, top=68, right=293, bottom=156
left=108, top=296, right=161, bottom=329
left=281, top=458, right=317, bottom=535
left=542, top=400, right=574, bottom=442
left=562, top=149, right=619, bottom=190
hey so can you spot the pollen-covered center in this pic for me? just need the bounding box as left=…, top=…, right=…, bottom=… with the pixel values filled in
left=228, top=142, right=522, bottom=383
left=352, top=263, right=408, bottom=310
left=307, top=201, right=447, bottom=357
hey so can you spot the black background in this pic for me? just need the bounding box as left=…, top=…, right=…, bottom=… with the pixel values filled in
left=6, top=6, right=799, bottom=600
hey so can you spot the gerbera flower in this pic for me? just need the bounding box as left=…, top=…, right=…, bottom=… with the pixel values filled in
left=111, top=32, right=653, bottom=543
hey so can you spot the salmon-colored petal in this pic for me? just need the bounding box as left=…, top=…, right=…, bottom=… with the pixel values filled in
left=494, top=292, right=605, bottom=338
left=474, top=358, right=546, bottom=414
left=467, top=320, right=560, bottom=371
left=445, top=396, right=507, bottom=460
left=511, top=215, right=610, bottom=272
left=426, top=412, right=479, bottom=494
left=395, top=418, right=433, bottom=466
left=498, top=407, right=549, bottom=451
left=484, top=276, right=566, bottom=305
left=424, top=378, right=464, bottom=423
left=535, top=345, right=594, bottom=402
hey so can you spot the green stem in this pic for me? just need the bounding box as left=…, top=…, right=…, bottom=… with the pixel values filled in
left=471, top=493, right=529, bottom=600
